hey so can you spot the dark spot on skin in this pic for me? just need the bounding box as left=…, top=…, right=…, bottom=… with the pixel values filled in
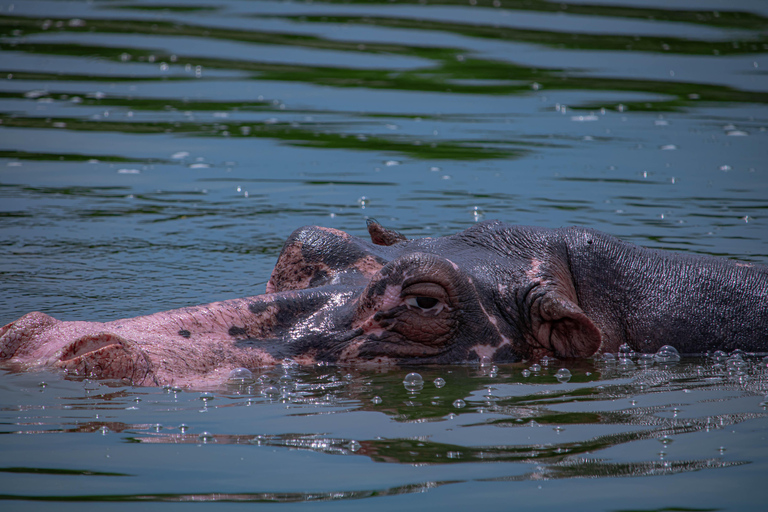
left=178, top=330, right=191, bottom=338
left=229, top=326, right=247, bottom=337
left=492, top=344, right=521, bottom=363
left=309, top=269, right=329, bottom=287
left=368, top=276, right=390, bottom=298
left=249, top=301, right=269, bottom=315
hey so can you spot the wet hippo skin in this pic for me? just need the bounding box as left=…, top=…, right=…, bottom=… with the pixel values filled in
left=2, top=220, right=767, bottom=387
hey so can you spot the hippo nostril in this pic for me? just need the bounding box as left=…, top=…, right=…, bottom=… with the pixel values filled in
left=59, top=333, right=128, bottom=362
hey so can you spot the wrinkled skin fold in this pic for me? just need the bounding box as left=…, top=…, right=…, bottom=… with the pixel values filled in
left=2, top=220, right=767, bottom=387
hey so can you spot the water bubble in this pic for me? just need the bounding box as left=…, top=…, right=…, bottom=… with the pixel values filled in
left=726, top=355, right=749, bottom=375
left=371, top=396, right=382, bottom=405
left=98, top=425, right=110, bottom=435
left=453, top=399, right=466, bottom=409
left=637, top=353, right=655, bottom=366
left=347, top=440, right=362, bottom=452
left=521, top=369, right=531, bottom=377
left=357, top=196, right=369, bottom=208
left=199, top=392, right=214, bottom=402
left=434, top=377, right=446, bottom=388
left=712, top=350, right=729, bottom=363
left=540, top=356, right=556, bottom=366
left=654, top=345, right=681, bottom=363
left=554, top=368, right=572, bottom=383
left=618, top=343, right=636, bottom=360
left=198, top=432, right=215, bottom=443
left=262, top=386, right=279, bottom=399
left=278, top=374, right=294, bottom=389
left=529, top=364, right=542, bottom=372
left=227, top=368, right=255, bottom=385
left=479, top=356, right=492, bottom=367
left=179, top=424, right=189, bottom=433
left=403, top=372, right=424, bottom=392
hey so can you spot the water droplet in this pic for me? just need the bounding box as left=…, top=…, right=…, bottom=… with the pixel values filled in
left=198, top=432, right=215, bottom=443
left=554, top=368, right=571, bottom=383
left=347, top=440, right=361, bottom=452
left=227, top=368, right=255, bottom=385
left=434, top=377, right=446, bottom=388
left=179, top=424, right=189, bottom=433
left=199, top=392, right=214, bottom=402
left=262, top=386, right=279, bottom=399
left=637, top=353, right=655, bottom=366
left=453, top=399, right=466, bottom=409
left=403, top=372, right=424, bottom=392
left=529, top=364, right=542, bottom=372
left=371, top=396, right=382, bottom=405
left=618, top=343, right=636, bottom=360
left=278, top=374, right=294, bottom=389
left=571, top=114, right=598, bottom=122
left=654, top=345, right=681, bottom=363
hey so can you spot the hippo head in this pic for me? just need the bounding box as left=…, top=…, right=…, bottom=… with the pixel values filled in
left=1, top=220, right=602, bottom=386
left=242, top=220, right=601, bottom=366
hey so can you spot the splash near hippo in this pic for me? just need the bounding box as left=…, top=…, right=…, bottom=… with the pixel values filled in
left=2, top=220, right=767, bottom=387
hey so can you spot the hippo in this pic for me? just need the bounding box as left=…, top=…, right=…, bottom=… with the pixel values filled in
left=2, top=220, right=767, bottom=387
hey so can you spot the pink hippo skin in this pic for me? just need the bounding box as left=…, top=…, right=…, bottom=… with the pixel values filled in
left=2, top=220, right=767, bottom=387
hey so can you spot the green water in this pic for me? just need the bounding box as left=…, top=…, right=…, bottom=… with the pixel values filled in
left=1, top=0, right=767, bottom=509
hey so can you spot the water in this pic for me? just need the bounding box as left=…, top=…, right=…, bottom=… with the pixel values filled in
left=1, top=0, right=768, bottom=509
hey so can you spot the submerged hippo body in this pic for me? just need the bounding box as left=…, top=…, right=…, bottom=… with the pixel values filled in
left=2, top=220, right=767, bottom=387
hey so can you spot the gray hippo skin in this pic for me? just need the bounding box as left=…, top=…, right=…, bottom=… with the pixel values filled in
left=2, top=220, right=767, bottom=387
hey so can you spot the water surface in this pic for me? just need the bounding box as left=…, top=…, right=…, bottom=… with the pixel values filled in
left=1, top=0, right=767, bottom=509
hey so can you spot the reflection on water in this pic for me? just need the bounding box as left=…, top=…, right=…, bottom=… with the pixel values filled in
left=1, top=354, right=767, bottom=503
left=1, top=0, right=767, bottom=508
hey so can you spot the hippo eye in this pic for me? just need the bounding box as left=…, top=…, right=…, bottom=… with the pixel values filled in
left=405, top=296, right=444, bottom=313
left=414, top=296, right=438, bottom=309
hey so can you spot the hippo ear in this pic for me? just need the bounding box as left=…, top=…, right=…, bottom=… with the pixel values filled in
left=367, top=219, right=408, bottom=246
left=531, top=292, right=602, bottom=358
